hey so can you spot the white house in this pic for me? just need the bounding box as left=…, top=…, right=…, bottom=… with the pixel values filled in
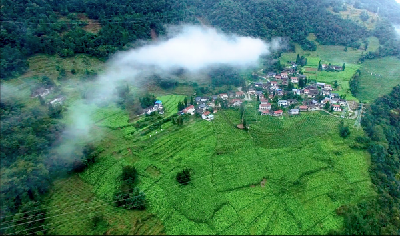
left=324, top=84, right=332, bottom=90
left=278, top=100, right=288, bottom=107
left=289, top=109, right=299, bottom=115
left=291, top=77, right=299, bottom=84
left=248, top=89, right=256, bottom=96
left=219, top=94, right=228, bottom=100
left=183, top=105, right=195, bottom=115
left=259, top=103, right=271, bottom=110
left=281, top=72, right=288, bottom=79
left=332, top=105, right=342, bottom=112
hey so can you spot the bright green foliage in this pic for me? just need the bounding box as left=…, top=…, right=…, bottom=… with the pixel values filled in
left=74, top=108, right=373, bottom=235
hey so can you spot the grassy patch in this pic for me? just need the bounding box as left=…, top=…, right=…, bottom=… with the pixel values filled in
left=327, top=4, right=378, bottom=30
left=44, top=175, right=165, bottom=235
left=357, top=57, right=400, bottom=103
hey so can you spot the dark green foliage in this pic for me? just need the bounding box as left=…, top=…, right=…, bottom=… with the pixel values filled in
left=339, top=126, right=351, bottom=138
left=113, top=188, right=146, bottom=210
left=139, top=94, right=156, bottom=109
left=89, top=213, right=109, bottom=235
left=350, top=70, right=361, bottom=97
left=338, top=85, right=400, bottom=235
left=122, top=166, right=137, bottom=186
left=177, top=101, right=185, bottom=111
left=360, top=11, right=370, bottom=22
left=176, top=168, right=191, bottom=185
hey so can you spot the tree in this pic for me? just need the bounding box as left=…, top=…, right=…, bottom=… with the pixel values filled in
left=257, top=95, right=260, bottom=101
left=324, top=101, right=331, bottom=110
left=318, top=60, right=322, bottom=71
left=177, top=101, right=185, bottom=111
left=184, top=97, right=188, bottom=107
left=296, top=54, right=300, bottom=64
left=122, top=166, right=137, bottom=186
left=38, top=95, right=46, bottom=106
left=190, top=96, right=194, bottom=105
left=176, top=169, right=191, bottom=185
left=344, top=46, right=348, bottom=52
left=339, top=120, right=351, bottom=138
left=342, top=63, right=346, bottom=71
left=243, top=119, right=248, bottom=131
left=360, top=11, right=370, bottom=22
left=298, top=78, right=304, bottom=89
left=334, top=80, right=338, bottom=89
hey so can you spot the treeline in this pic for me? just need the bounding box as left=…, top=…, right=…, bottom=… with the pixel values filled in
left=1, top=0, right=374, bottom=80
left=349, top=69, right=362, bottom=97
left=333, top=85, right=400, bottom=235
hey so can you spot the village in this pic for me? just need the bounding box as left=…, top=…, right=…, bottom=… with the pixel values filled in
left=153, top=61, right=358, bottom=122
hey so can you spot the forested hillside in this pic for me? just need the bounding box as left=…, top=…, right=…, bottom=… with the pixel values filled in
left=333, top=85, right=400, bottom=235
left=0, top=0, right=375, bottom=79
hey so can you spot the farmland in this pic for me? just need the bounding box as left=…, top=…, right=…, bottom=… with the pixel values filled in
left=46, top=105, right=374, bottom=235
left=356, top=56, right=400, bottom=103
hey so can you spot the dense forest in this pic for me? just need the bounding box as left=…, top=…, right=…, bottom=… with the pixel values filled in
left=333, top=86, right=400, bottom=235
left=0, top=0, right=382, bottom=79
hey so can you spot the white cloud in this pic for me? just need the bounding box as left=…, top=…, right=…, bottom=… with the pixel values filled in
left=112, top=25, right=280, bottom=72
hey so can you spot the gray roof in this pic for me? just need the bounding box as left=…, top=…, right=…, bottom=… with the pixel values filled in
left=290, top=109, right=299, bottom=112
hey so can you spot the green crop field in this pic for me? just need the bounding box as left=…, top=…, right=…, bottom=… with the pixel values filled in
left=357, top=56, right=400, bottom=103
left=51, top=106, right=374, bottom=235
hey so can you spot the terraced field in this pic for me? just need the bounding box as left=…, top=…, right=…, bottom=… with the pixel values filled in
left=49, top=106, right=374, bottom=235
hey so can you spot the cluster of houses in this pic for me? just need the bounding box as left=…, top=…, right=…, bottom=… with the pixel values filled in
left=145, top=100, right=164, bottom=115
left=253, top=70, right=348, bottom=116
left=31, top=87, right=66, bottom=106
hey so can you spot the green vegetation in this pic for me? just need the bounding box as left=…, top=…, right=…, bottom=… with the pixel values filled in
left=356, top=57, right=400, bottom=103
left=335, top=85, right=400, bottom=235
left=71, top=108, right=373, bottom=235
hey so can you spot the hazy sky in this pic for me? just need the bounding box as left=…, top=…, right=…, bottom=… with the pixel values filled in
left=396, top=0, right=400, bottom=4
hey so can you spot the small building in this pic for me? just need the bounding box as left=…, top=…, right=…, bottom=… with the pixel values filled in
left=195, top=97, right=202, bottom=103
left=316, top=82, right=326, bottom=88
left=287, top=99, right=298, bottom=105
left=339, top=99, right=347, bottom=106
left=267, top=72, right=276, bottom=78
left=281, top=72, right=288, bottom=79
left=282, top=79, right=289, bottom=86
left=324, top=84, right=332, bottom=90
left=155, top=100, right=162, bottom=105
left=31, top=87, right=51, bottom=98
left=304, top=89, right=310, bottom=95
left=255, top=91, right=263, bottom=97
left=231, top=99, right=243, bottom=107
left=278, top=100, right=288, bottom=107
left=332, top=105, right=342, bottom=112
left=330, top=93, right=339, bottom=99
left=289, top=109, right=299, bottom=115
left=308, top=90, right=319, bottom=98
left=291, top=77, right=299, bottom=84
left=292, top=89, right=301, bottom=96
left=260, top=99, right=269, bottom=104
left=248, top=89, right=256, bottom=96
left=322, top=89, right=331, bottom=96
left=201, top=97, right=209, bottom=102
left=273, top=110, right=283, bottom=116
left=211, top=95, right=219, bottom=101
left=299, top=105, right=309, bottom=112
left=219, top=94, right=228, bottom=100
left=182, top=105, right=195, bottom=115
left=261, top=110, right=270, bottom=116
left=275, top=75, right=282, bottom=80
left=259, top=103, right=271, bottom=110
left=202, top=111, right=211, bottom=119
left=235, top=91, right=244, bottom=97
